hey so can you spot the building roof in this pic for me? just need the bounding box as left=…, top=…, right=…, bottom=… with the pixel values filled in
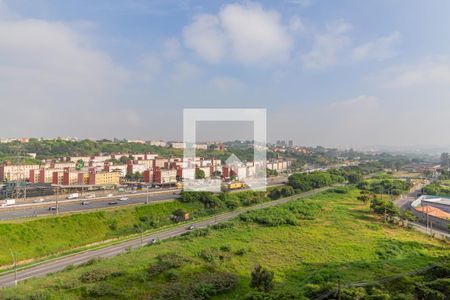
left=415, top=206, right=450, bottom=220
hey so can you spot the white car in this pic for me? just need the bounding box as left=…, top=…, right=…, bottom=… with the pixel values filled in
left=119, top=197, right=129, bottom=201
left=33, top=198, right=44, bottom=203
left=107, top=194, right=113, bottom=198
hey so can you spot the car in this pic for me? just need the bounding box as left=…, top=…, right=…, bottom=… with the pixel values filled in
left=33, top=198, right=44, bottom=203
left=147, top=238, right=158, bottom=245
left=48, top=206, right=57, bottom=211
left=81, top=201, right=90, bottom=205
left=87, top=194, right=96, bottom=198
left=119, top=197, right=129, bottom=201
left=107, top=194, right=113, bottom=198
left=108, top=201, right=118, bottom=205
left=187, top=225, right=195, bottom=230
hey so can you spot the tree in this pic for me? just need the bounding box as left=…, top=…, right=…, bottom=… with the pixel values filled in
left=196, top=169, right=206, bottom=179
left=357, top=190, right=370, bottom=204
left=370, top=198, right=400, bottom=222
left=347, top=172, right=363, bottom=184
left=119, top=156, right=129, bottom=164
left=250, top=265, right=274, bottom=292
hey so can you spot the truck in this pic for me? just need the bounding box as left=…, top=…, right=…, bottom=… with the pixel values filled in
left=0, top=199, right=16, bottom=207
left=227, top=182, right=246, bottom=190
left=66, top=193, right=79, bottom=200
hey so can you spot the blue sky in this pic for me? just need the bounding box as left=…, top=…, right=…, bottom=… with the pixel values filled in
left=1, top=0, right=450, bottom=148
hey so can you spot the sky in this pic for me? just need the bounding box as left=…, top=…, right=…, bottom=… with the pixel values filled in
left=1, top=0, right=450, bottom=149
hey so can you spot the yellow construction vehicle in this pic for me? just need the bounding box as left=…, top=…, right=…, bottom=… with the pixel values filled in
left=227, top=182, right=246, bottom=190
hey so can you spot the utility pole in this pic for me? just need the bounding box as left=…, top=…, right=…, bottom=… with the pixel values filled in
left=9, top=249, right=17, bottom=287
left=56, top=186, right=59, bottom=215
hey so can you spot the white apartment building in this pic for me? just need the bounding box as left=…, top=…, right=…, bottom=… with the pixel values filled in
left=0, top=164, right=40, bottom=182
left=149, top=140, right=167, bottom=147
left=169, top=142, right=186, bottom=149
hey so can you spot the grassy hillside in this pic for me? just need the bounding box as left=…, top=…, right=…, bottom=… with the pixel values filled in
left=0, top=201, right=204, bottom=266
left=2, top=188, right=448, bottom=299
left=0, top=187, right=284, bottom=267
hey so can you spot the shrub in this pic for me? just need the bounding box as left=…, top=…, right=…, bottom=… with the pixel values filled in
left=148, top=253, right=190, bottom=277
left=220, top=245, right=231, bottom=252
left=285, top=200, right=322, bottom=220
left=158, top=272, right=239, bottom=300
left=193, top=272, right=239, bottom=298
left=211, top=221, right=235, bottom=230
left=240, top=207, right=298, bottom=226
left=250, top=265, right=274, bottom=292
left=235, top=248, right=247, bottom=256
left=79, top=268, right=122, bottom=283
left=86, top=282, right=122, bottom=298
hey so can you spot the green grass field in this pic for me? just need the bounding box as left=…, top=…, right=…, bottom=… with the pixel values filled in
left=0, top=200, right=205, bottom=267
left=2, top=188, right=448, bottom=299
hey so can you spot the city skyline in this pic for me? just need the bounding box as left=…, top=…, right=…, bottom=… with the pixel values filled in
left=1, top=0, right=450, bottom=147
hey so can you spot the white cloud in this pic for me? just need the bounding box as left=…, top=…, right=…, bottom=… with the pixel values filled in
left=171, top=61, right=201, bottom=81
left=162, top=37, right=182, bottom=60
left=219, top=3, right=292, bottom=64
left=284, top=0, right=312, bottom=7
left=183, top=2, right=292, bottom=65
left=379, top=59, right=450, bottom=88
left=289, top=16, right=306, bottom=34
left=136, top=55, right=162, bottom=81
left=182, top=14, right=226, bottom=63
left=0, top=17, right=129, bottom=136
left=352, top=31, right=400, bottom=61
left=301, top=20, right=351, bottom=69
left=210, top=76, right=244, bottom=90
left=329, top=95, right=380, bottom=110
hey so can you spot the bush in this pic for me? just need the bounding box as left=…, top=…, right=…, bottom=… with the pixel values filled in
left=211, top=221, right=235, bottom=230
left=86, top=282, right=122, bottom=298
left=250, top=265, right=274, bottom=292
left=148, top=253, right=190, bottom=277
left=79, top=268, right=122, bottom=283
left=240, top=207, right=298, bottom=226
left=235, top=248, right=247, bottom=256
left=285, top=200, right=322, bottom=220
left=199, top=247, right=233, bottom=263
left=193, top=272, right=240, bottom=299
left=158, top=272, right=239, bottom=300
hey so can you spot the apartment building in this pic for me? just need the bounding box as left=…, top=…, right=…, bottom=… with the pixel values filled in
left=89, top=171, right=120, bottom=185
left=105, top=164, right=128, bottom=177
left=195, top=144, right=208, bottom=150
left=169, top=142, right=186, bottom=149
left=0, top=164, right=40, bottom=182
left=149, top=140, right=167, bottom=147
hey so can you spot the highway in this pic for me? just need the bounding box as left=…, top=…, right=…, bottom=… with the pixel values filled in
left=0, top=177, right=288, bottom=221
left=0, top=186, right=328, bottom=287
left=0, top=192, right=178, bottom=221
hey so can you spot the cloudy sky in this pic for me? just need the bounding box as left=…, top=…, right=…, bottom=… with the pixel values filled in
left=1, top=0, right=450, bottom=148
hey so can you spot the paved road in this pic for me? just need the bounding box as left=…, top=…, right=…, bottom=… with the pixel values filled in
left=0, top=186, right=329, bottom=287
left=0, top=178, right=288, bottom=221
left=0, top=192, right=178, bottom=221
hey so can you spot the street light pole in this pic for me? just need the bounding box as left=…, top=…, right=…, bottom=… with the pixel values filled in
left=9, top=249, right=17, bottom=286
left=56, top=186, right=59, bottom=215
